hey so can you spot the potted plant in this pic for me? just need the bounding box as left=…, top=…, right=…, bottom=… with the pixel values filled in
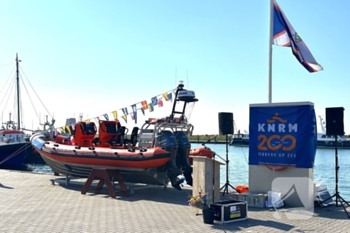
left=187, top=191, right=207, bottom=215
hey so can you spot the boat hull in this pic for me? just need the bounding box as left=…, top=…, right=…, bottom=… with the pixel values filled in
left=0, top=142, right=30, bottom=168
left=41, top=154, right=170, bottom=186
left=32, top=135, right=173, bottom=186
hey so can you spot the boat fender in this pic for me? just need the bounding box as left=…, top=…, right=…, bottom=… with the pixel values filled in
left=139, top=152, right=144, bottom=157
left=114, top=152, right=119, bottom=156
left=265, top=165, right=287, bottom=171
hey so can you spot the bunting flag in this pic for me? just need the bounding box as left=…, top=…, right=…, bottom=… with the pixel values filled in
left=131, top=104, right=137, bottom=112
left=131, top=104, right=137, bottom=123
left=151, top=96, right=158, bottom=106
left=273, top=0, right=323, bottom=72
left=131, top=111, right=137, bottom=124
left=112, top=110, right=118, bottom=120
left=141, top=100, right=148, bottom=110
left=162, top=92, right=169, bottom=101
left=122, top=114, right=127, bottom=123
left=148, top=103, right=154, bottom=112
left=122, top=107, right=128, bottom=115
left=55, top=87, right=177, bottom=130
left=168, top=92, right=173, bottom=102
left=66, top=125, right=72, bottom=135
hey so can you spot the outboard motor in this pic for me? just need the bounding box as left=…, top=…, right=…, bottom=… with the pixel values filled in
left=155, top=130, right=184, bottom=190
left=174, top=131, right=193, bottom=186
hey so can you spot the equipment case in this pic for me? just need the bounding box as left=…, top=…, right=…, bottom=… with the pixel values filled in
left=210, top=200, right=248, bottom=223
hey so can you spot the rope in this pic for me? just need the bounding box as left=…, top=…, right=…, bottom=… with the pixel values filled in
left=0, top=142, right=32, bottom=165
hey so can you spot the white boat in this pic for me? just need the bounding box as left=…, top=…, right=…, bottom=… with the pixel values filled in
left=230, top=133, right=249, bottom=146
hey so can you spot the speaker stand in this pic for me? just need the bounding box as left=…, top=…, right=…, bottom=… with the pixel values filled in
left=318, top=135, right=350, bottom=218
left=220, top=134, right=237, bottom=195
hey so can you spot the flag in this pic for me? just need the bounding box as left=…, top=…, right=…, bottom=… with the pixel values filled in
left=131, top=111, right=137, bottom=124
left=141, top=100, right=148, bottom=110
left=168, top=92, right=173, bottom=102
left=103, top=113, right=109, bottom=120
left=151, top=97, right=158, bottom=106
left=273, top=0, right=323, bottom=72
left=112, top=110, right=118, bottom=120
left=122, top=114, right=127, bottom=123
left=158, top=99, right=163, bottom=107
left=122, top=107, right=128, bottom=115
left=148, top=103, right=154, bottom=112
left=66, top=125, right=72, bottom=135
left=162, top=92, right=169, bottom=101
left=131, top=104, right=137, bottom=112
left=141, top=108, right=145, bottom=116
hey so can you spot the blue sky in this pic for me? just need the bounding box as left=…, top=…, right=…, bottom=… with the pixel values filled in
left=0, top=0, right=349, bottom=135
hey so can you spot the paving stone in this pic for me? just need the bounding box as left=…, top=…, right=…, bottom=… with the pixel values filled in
left=0, top=170, right=349, bottom=233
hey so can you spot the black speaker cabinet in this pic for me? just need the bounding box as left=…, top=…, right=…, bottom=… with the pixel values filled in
left=218, top=112, right=233, bottom=135
left=326, top=107, right=344, bottom=136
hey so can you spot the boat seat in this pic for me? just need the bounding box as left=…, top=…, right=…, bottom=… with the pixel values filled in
left=124, top=127, right=139, bottom=146
left=109, top=126, right=126, bottom=146
left=74, top=122, right=97, bottom=147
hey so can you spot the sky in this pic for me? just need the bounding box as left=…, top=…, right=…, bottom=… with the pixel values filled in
left=0, top=0, right=350, bottom=135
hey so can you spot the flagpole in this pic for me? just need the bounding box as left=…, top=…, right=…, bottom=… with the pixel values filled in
left=268, top=0, right=274, bottom=103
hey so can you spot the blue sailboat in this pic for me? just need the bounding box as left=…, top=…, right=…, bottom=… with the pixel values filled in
left=0, top=54, right=31, bottom=168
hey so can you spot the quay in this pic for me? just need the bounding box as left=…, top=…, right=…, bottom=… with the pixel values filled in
left=0, top=169, right=349, bottom=232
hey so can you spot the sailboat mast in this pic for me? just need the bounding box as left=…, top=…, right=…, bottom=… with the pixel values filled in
left=16, top=53, right=21, bottom=130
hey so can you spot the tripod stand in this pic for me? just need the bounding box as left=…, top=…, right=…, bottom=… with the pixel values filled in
left=220, top=134, right=237, bottom=195
left=318, top=135, right=350, bottom=218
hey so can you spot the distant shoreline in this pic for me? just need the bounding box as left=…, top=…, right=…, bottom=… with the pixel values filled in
left=188, top=135, right=232, bottom=144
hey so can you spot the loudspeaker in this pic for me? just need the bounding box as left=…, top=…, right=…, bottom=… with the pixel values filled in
left=326, top=107, right=344, bottom=136
left=218, top=112, right=233, bottom=135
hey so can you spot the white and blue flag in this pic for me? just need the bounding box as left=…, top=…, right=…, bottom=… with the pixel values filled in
left=273, top=0, right=323, bottom=72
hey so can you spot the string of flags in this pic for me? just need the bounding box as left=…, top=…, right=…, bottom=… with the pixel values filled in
left=56, top=87, right=176, bottom=135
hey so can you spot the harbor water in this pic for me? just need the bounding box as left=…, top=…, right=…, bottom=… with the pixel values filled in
left=24, top=143, right=350, bottom=201
left=191, top=143, right=350, bottom=202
